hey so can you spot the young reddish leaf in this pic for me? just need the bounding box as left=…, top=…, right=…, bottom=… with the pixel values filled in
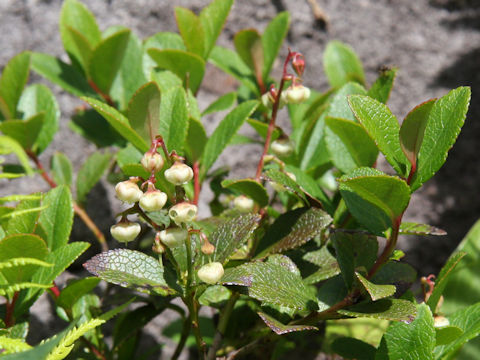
left=399, top=99, right=435, bottom=168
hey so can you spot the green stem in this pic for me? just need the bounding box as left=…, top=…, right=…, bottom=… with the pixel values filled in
left=207, top=292, right=240, bottom=360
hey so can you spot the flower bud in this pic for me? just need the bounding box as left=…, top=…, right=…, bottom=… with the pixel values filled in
left=292, top=53, right=305, bottom=77
left=282, top=85, right=311, bottom=104
left=158, top=227, right=188, bottom=248
left=139, top=191, right=168, bottom=212
left=271, top=138, right=294, bottom=157
left=201, top=241, right=215, bottom=255
left=261, top=91, right=285, bottom=110
left=115, top=179, right=143, bottom=204
left=233, top=195, right=255, bottom=213
left=164, top=162, right=194, bottom=185
left=169, top=202, right=197, bottom=224
left=141, top=151, right=164, bottom=173
left=434, top=316, right=450, bottom=328
left=110, top=221, right=141, bottom=243
left=197, top=262, right=224, bottom=284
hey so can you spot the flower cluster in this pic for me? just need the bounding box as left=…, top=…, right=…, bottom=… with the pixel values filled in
left=110, top=143, right=224, bottom=285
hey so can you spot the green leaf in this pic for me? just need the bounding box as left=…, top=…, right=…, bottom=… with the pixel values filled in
left=399, top=99, right=436, bottom=168
left=325, top=116, right=378, bottom=173
left=255, top=207, right=332, bottom=258
left=199, top=0, right=233, bottom=58
left=0, top=323, right=74, bottom=360
left=150, top=69, right=183, bottom=93
left=339, top=299, right=417, bottom=323
left=5, top=196, right=42, bottom=236
left=202, top=92, right=237, bottom=116
left=147, top=48, right=205, bottom=93
left=411, top=87, right=471, bottom=191
left=435, top=325, right=463, bottom=346
left=17, top=84, right=60, bottom=154
left=30, top=52, right=97, bottom=98
left=0, top=52, right=30, bottom=119
left=38, top=186, right=74, bottom=251
left=0, top=114, right=44, bottom=150
left=0, top=234, right=48, bottom=284
left=110, top=31, right=148, bottom=110
left=82, top=96, right=149, bottom=152
left=261, top=12, right=290, bottom=80
left=0, top=336, right=32, bottom=354
left=348, top=95, right=408, bottom=176
left=328, top=82, right=367, bottom=121
left=60, top=0, right=101, bottom=71
left=16, top=242, right=89, bottom=317
left=209, top=46, right=258, bottom=94
left=198, top=285, right=231, bottom=308
left=247, top=118, right=281, bottom=141
left=0, top=283, right=51, bottom=296
left=375, top=303, right=434, bottom=360
left=338, top=168, right=411, bottom=234
left=76, top=151, right=111, bottom=203
left=370, top=261, right=417, bottom=291
left=0, top=135, right=34, bottom=175
left=0, top=258, right=51, bottom=271
left=434, top=303, right=480, bottom=360
left=331, top=337, right=377, bottom=360
left=367, top=67, right=398, bottom=104
left=158, top=86, right=189, bottom=153
left=399, top=222, right=446, bottom=236
left=324, top=41, right=365, bottom=88
left=356, top=272, right=396, bottom=301
left=200, top=100, right=258, bottom=178
left=185, top=117, right=207, bottom=162
left=197, top=214, right=260, bottom=267
left=222, top=255, right=318, bottom=311
left=57, top=277, right=101, bottom=310
left=175, top=7, right=205, bottom=57
left=221, top=179, right=269, bottom=208
left=427, top=252, right=466, bottom=314
left=234, top=29, right=263, bottom=82
left=331, top=232, right=378, bottom=290
left=88, top=29, right=131, bottom=94
left=0, top=194, right=41, bottom=205
left=263, top=168, right=307, bottom=203
left=258, top=311, right=318, bottom=335
left=127, top=82, right=161, bottom=144
left=303, top=246, right=341, bottom=284
left=50, top=152, right=73, bottom=186
left=84, top=249, right=175, bottom=296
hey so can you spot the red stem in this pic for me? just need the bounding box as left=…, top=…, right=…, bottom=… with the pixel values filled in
left=193, top=161, right=200, bottom=205
left=5, top=291, right=19, bottom=327
left=49, top=283, right=60, bottom=298
left=255, top=51, right=294, bottom=181
left=27, top=151, right=108, bottom=252
left=88, top=79, right=115, bottom=107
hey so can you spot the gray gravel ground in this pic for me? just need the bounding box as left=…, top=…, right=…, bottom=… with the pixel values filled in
left=1, top=0, right=480, bottom=358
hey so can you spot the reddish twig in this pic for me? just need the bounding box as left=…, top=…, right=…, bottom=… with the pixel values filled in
left=88, top=79, right=115, bottom=107
left=27, top=151, right=108, bottom=252
left=193, top=161, right=200, bottom=205
left=5, top=291, right=19, bottom=327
